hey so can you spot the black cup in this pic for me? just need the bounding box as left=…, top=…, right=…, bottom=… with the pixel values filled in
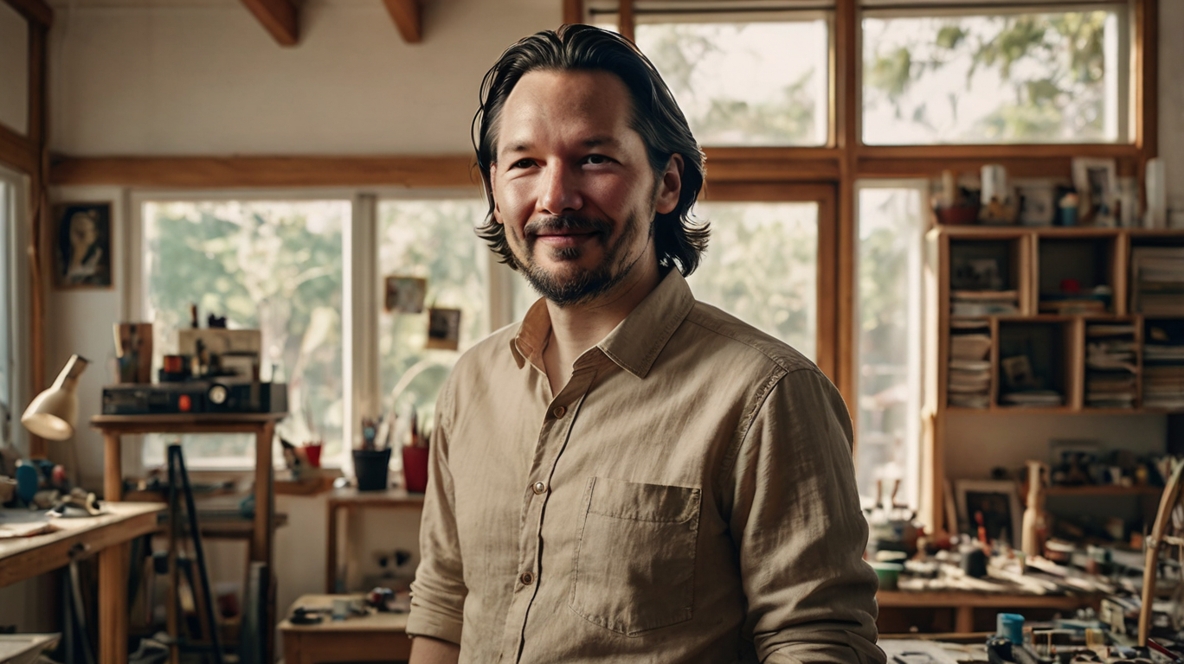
left=353, top=448, right=392, bottom=491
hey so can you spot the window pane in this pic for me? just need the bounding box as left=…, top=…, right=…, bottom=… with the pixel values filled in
left=854, top=186, right=925, bottom=509
left=688, top=202, right=817, bottom=359
left=378, top=200, right=489, bottom=421
left=142, top=201, right=347, bottom=465
left=636, top=18, right=829, bottom=146
left=863, top=9, right=1126, bottom=144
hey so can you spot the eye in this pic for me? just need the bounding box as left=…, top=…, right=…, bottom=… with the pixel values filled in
left=584, top=154, right=612, bottom=166
left=510, top=158, right=535, bottom=169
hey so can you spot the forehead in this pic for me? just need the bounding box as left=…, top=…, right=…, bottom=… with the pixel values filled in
left=496, top=69, right=636, bottom=150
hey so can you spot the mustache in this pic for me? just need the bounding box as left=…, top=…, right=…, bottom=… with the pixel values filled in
left=524, top=215, right=612, bottom=237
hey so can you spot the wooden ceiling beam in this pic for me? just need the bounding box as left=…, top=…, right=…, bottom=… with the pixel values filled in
left=384, top=0, right=422, bottom=44
left=49, top=155, right=478, bottom=188
left=2, top=0, right=53, bottom=27
left=241, top=0, right=298, bottom=46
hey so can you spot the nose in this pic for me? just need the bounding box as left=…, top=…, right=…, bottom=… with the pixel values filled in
left=537, top=162, right=582, bottom=215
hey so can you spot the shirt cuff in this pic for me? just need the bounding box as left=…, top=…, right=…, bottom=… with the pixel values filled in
left=406, top=597, right=464, bottom=645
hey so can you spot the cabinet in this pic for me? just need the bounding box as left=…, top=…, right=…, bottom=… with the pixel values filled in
left=923, top=226, right=1184, bottom=532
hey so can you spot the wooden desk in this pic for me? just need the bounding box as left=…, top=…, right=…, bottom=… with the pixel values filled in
left=91, top=412, right=286, bottom=663
left=0, top=502, right=164, bottom=664
left=326, top=488, right=423, bottom=593
left=877, top=590, right=1093, bottom=633
left=280, top=594, right=411, bottom=664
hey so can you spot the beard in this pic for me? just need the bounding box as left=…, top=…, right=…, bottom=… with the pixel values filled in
left=515, top=212, right=648, bottom=307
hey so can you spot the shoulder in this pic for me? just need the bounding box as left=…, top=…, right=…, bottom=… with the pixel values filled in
left=680, top=300, right=820, bottom=379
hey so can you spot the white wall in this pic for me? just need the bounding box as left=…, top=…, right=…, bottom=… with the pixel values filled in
left=48, top=0, right=558, bottom=156
left=0, top=0, right=29, bottom=135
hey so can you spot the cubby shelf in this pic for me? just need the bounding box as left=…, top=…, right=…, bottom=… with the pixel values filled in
left=923, top=225, right=1184, bottom=531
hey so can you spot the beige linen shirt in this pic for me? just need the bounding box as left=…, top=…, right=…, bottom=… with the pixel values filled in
left=407, top=269, right=884, bottom=664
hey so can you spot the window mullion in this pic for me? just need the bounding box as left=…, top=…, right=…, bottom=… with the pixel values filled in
left=347, top=193, right=381, bottom=459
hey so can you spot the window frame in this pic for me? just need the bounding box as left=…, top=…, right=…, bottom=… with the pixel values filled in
left=0, top=164, right=30, bottom=457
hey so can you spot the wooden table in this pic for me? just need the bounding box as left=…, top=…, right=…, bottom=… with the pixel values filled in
left=280, top=594, right=411, bottom=664
left=878, top=590, right=1093, bottom=634
left=0, top=502, right=164, bottom=664
left=91, top=412, right=286, bottom=663
left=326, top=488, right=423, bottom=593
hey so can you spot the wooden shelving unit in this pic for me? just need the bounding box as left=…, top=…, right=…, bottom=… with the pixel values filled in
left=923, top=225, right=1184, bottom=531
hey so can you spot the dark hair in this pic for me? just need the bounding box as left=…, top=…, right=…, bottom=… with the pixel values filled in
left=472, top=24, right=708, bottom=276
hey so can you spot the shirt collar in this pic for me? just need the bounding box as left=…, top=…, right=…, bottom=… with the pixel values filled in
left=509, top=269, right=695, bottom=379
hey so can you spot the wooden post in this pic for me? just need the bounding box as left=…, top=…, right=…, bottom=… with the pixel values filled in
left=98, top=544, right=128, bottom=664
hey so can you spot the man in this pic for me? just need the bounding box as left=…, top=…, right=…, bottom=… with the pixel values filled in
left=407, top=24, right=883, bottom=664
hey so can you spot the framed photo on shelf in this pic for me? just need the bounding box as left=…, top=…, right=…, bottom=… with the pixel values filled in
left=955, top=479, right=1022, bottom=546
left=53, top=202, right=113, bottom=289
left=1071, top=158, right=1117, bottom=226
left=1017, top=183, right=1055, bottom=226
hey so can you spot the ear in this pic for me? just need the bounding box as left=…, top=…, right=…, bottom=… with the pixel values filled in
left=654, top=154, right=684, bottom=215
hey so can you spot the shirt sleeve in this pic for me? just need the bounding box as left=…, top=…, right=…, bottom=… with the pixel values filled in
left=406, top=376, right=467, bottom=645
left=728, top=368, right=886, bottom=664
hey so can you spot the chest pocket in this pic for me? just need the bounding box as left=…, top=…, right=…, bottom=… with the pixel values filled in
left=568, top=476, right=701, bottom=636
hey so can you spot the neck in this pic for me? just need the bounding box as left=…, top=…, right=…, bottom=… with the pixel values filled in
left=541, top=254, right=661, bottom=395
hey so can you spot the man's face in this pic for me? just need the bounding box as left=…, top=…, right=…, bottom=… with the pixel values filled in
left=490, top=69, right=681, bottom=306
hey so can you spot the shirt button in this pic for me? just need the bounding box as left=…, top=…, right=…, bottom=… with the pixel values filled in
left=552, top=405, right=566, bottom=418
left=532, top=481, right=547, bottom=495
left=520, top=571, right=534, bottom=585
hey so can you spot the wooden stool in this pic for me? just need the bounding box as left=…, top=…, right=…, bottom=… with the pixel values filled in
left=279, top=594, right=412, bottom=664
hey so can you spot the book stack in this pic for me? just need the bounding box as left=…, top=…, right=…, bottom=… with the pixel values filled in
left=948, top=320, right=991, bottom=408
left=951, top=290, right=1019, bottom=317
left=1085, top=323, right=1137, bottom=409
left=1144, top=321, right=1184, bottom=410
left=1131, top=247, right=1184, bottom=316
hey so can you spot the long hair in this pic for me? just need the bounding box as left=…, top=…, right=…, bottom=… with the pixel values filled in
left=472, top=24, right=708, bottom=276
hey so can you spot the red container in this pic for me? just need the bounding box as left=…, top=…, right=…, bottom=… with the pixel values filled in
left=402, top=445, right=429, bottom=493
left=302, top=442, right=322, bottom=468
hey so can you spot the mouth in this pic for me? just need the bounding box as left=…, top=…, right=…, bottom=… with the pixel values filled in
left=525, top=215, right=610, bottom=250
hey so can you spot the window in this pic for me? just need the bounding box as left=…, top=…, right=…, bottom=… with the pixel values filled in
left=141, top=200, right=348, bottom=466
left=854, top=184, right=926, bottom=508
left=634, top=14, right=830, bottom=146
left=688, top=201, right=819, bottom=360
left=862, top=6, right=1130, bottom=145
left=377, top=199, right=490, bottom=421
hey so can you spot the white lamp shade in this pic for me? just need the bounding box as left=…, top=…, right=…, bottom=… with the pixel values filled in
left=21, top=354, right=88, bottom=441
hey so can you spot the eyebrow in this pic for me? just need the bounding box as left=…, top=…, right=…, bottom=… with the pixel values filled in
left=499, top=136, right=621, bottom=158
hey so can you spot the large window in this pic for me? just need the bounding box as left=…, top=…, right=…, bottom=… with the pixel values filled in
left=377, top=199, right=490, bottom=422
left=854, top=185, right=926, bottom=508
left=634, top=15, right=830, bottom=146
left=863, top=6, right=1129, bottom=145
left=142, top=200, right=348, bottom=465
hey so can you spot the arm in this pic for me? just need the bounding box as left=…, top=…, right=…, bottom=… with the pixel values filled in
left=406, top=378, right=468, bottom=652
left=409, top=636, right=461, bottom=664
left=729, top=368, right=885, bottom=664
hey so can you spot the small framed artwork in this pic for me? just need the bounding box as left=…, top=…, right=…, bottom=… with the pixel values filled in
left=54, top=202, right=113, bottom=288
left=1071, top=158, right=1117, bottom=226
left=384, top=275, right=428, bottom=313
left=426, top=307, right=462, bottom=351
left=1017, top=184, right=1055, bottom=226
left=955, top=479, right=1022, bottom=546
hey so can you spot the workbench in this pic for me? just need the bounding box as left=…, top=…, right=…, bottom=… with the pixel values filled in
left=279, top=594, right=411, bottom=664
left=0, top=502, right=164, bottom=664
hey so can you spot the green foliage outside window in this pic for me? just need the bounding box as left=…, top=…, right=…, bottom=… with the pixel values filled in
left=863, top=10, right=1118, bottom=144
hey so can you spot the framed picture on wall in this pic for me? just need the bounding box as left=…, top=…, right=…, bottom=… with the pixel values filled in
left=53, top=202, right=113, bottom=289
left=955, top=479, right=1022, bottom=546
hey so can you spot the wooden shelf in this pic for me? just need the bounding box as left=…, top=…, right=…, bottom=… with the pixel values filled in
left=1043, top=485, right=1162, bottom=496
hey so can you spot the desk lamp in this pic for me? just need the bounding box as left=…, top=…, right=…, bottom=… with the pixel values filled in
left=21, top=354, right=89, bottom=440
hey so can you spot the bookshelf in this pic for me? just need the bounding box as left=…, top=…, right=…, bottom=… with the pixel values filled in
left=923, top=225, right=1184, bottom=531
